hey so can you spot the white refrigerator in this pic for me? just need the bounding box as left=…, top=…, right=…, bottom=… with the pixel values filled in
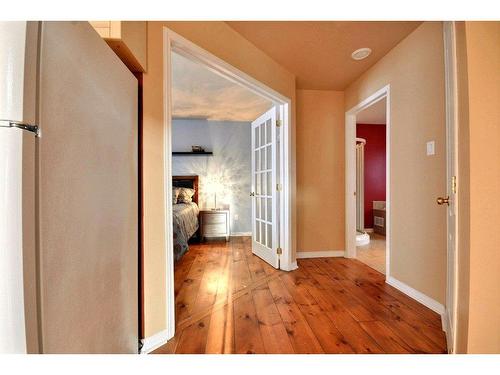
left=0, top=21, right=138, bottom=353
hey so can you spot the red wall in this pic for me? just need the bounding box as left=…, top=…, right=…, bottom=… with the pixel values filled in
left=356, top=123, right=386, bottom=228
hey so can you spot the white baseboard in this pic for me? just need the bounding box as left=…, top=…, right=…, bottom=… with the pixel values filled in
left=443, top=309, right=453, bottom=353
left=230, top=232, right=252, bottom=237
left=296, top=250, right=345, bottom=259
left=140, top=329, right=170, bottom=354
left=386, top=276, right=445, bottom=315
left=281, top=260, right=298, bottom=271
left=364, top=228, right=374, bottom=233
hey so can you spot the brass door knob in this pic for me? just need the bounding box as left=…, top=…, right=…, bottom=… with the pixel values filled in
left=437, top=196, right=450, bottom=206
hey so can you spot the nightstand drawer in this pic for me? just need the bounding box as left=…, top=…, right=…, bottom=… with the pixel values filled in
left=200, top=209, right=230, bottom=241
left=203, top=213, right=226, bottom=225
left=203, top=223, right=227, bottom=235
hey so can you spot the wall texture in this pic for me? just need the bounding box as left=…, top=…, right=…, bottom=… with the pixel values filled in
left=142, top=21, right=296, bottom=338
left=460, top=21, right=500, bottom=354
left=172, top=119, right=252, bottom=234
left=345, top=22, right=447, bottom=304
left=356, top=124, right=387, bottom=228
left=296, top=89, right=345, bottom=252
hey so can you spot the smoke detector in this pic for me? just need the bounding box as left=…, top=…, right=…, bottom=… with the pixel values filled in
left=351, top=48, right=372, bottom=61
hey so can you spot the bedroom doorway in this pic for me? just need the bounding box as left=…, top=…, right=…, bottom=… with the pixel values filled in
left=345, top=85, right=390, bottom=277
left=162, top=27, right=294, bottom=345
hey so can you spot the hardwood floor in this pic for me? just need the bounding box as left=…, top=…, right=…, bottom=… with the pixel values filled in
left=153, top=237, right=447, bottom=354
left=356, top=232, right=386, bottom=274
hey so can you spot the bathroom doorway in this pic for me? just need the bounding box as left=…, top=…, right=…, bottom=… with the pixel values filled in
left=355, top=98, right=387, bottom=274
left=345, top=86, right=389, bottom=276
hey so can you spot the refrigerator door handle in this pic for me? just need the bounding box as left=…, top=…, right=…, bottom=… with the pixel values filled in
left=0, top=119, right=40, bottom=137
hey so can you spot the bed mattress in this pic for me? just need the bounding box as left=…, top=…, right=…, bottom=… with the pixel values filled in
left=173, top=202, right=200, bottom=261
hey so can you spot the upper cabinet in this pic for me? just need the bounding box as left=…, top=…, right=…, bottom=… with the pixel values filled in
left=89, top=21, right=147, bottom=73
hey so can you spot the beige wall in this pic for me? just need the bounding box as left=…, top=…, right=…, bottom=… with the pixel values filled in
left=296, top=90, right=345, bottom=251
left=142, top=20, right=500, bottom=352
left=142, top=21, right=296, bottom=338
left=345, top=22, right=447, bottom=304
left=459, top=21, right=500, bottom=354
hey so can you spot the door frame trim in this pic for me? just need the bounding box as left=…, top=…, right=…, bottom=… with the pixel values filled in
left=162, top=27, right=294, bottom=341
left=344, top=85, right=391, bottom=279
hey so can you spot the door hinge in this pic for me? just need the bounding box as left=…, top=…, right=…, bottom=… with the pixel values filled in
left=276, top=183, right=282, bottom=192
left=276, top=247, right=283, bottom=255
left=0, top=120, right=41, bottom=137
left=451, top=176, right=457, bottom=194
left=276, top=119, right=282, bottom=127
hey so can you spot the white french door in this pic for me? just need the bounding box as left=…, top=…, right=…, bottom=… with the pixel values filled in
left=251, top=107, right=280, bottom=268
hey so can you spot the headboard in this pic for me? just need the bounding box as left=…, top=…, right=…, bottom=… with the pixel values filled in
left=173, top=175, right=199, bottom=205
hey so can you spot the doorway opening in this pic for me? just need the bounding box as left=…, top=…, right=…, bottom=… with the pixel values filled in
left=169, top=49, right=276, bottom=329
left=355, top=98, right=387, bottom=274
left=345, top=85, right=390, bottom=278
left=162, top=28, right=294, bottom=345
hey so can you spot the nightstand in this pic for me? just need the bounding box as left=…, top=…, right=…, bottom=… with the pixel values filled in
left=200, top=209, right=230, bottom=241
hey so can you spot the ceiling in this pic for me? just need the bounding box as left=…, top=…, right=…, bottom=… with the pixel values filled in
left=356, top=98, right=386, bottom=124
left=172, top=52, right=272, bottom=122
left=226, top=21, right=422, bottom=90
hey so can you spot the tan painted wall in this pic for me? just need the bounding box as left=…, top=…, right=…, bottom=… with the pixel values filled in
left=142, top=21, right=296, bottom=337
left=120, top=21, right=148, bottom=71
left=296, top=90, right=345, bottom=251
left=345, top=22, right=447, bottom=303
left=462, top=21, right=500, bottom=354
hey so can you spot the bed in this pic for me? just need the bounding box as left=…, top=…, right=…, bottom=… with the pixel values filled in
left=172, top=176, right=200, bottom=261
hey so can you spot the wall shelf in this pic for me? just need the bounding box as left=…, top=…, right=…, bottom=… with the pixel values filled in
left=172, top=151, right=213, bottom=156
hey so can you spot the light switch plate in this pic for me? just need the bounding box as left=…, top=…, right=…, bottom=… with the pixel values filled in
left=426, top=141, right=435, bottom=156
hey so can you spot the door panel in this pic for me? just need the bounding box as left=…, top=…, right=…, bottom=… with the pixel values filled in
left=251, top=107, right=279, bottom=268
left=38, top=22, right=138, bottom=353
left=444, top=21, right=458, bottom=352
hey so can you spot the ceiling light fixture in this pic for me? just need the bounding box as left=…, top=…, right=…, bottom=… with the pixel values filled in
left=351, top=47, right=372, bottom=61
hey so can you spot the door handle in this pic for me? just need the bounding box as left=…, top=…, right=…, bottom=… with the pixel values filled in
left=250, top=192, right=255, bottom=197
left=436, top=196, right=450, bottom=206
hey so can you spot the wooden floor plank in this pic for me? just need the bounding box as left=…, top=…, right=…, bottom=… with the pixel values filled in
left=383, top=318, right=447, bottom=353
left=336, top=257, right=442, bottom=329
left=251, top=284, right=295, bottom=354
left=318, top=259, right=446, bottom=350
left=267, top=278, right=324, bottom=354
left=175, top=315, right=211, bottom=354
left=313, top=259, right=399, bottom=321
left=280, top=272, right=355, bottom=353
left=304, top=259, right=377, bottom=322
left=359, top=321, right=412, bottom=354
left=191, top=245, right=224, bottom=316
left=231, top=259, right=253, bottom=294
left=205, top=302, right=234, bottom=354
left=233, top=292, right=266, bottom=354
left=298, top=263, right=384, bottom=353
left=246, top=252, right=267, bottom=281
left=154, top=237, right=447, bottom=354
left=175, top=249, right=210, bottom=324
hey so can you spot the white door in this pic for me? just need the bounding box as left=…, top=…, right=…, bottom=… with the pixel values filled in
left=37, top=22, right=138, bottom=353
left=251, top=107, right=280, bottom=268
left=443, top=21, right=458, bottom=353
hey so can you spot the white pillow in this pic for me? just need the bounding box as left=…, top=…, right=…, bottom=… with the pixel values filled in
left=172, top=187, right=180, bottom=204
left=177, top=187, right=195, bottom=204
